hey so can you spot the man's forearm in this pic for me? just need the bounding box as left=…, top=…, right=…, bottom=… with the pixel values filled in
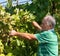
left=15, top=32, right=29, bottom=39
left=15, top=32, right=36, bottom=40
left=32, top=21, right=42, bottom=31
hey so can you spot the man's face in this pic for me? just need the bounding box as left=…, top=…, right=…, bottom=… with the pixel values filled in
left=41, top=19, right=51, bottom=31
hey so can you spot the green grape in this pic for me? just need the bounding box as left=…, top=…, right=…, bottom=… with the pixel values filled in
left=0, top=40, right=4, bottom=53
left=6, top=53, right=14, bottom=56
left=0, top=11, right=5, bottom=16
left=20, top=9, right=23, bottom=12
left=16, top=39, right=20, bottom=46
left=0, top=54, right=5, bottom=56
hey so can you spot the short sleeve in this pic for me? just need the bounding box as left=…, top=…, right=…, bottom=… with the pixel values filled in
left=34, top=32, right=49, bottom=43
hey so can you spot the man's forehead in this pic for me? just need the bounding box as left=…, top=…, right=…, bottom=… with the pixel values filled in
left=42, top=19, right=47, bottom=24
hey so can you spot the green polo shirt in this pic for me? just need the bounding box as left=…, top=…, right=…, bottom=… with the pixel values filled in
left=35, top=29, right=58, bottom=56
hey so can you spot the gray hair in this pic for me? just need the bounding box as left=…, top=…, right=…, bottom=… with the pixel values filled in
left=44, top=15, right=56, bottom=28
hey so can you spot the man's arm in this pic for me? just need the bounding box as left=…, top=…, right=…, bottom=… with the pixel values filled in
left=32, top=21, right=42, bottom=31
left=9, top=30, right=36, bottom=40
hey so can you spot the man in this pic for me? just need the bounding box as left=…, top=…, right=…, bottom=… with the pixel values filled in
left=9, top=15, right=58, bottom=56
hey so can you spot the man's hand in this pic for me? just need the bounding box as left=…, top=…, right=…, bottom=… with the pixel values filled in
left=9, top=30, right=17, bottom=36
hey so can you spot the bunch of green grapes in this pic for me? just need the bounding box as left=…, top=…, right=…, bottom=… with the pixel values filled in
left=0, top=40, right=5, bottom=56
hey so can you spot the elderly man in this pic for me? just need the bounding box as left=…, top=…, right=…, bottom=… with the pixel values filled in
left=9, top=15, right=58, bottom=56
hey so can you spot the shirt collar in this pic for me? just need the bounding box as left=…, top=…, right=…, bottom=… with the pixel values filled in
left=48, top=28, right=54, bottom=32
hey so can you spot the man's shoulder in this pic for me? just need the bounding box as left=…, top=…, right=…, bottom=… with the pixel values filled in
left=40, top=30, right=55, bottom=37
left=41, top=29, right=55, bottom=34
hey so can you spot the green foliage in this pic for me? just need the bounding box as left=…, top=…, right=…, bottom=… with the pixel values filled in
left=0, top=5, right=38, bottom=56
left=7, top=0, right=12, bottom=8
